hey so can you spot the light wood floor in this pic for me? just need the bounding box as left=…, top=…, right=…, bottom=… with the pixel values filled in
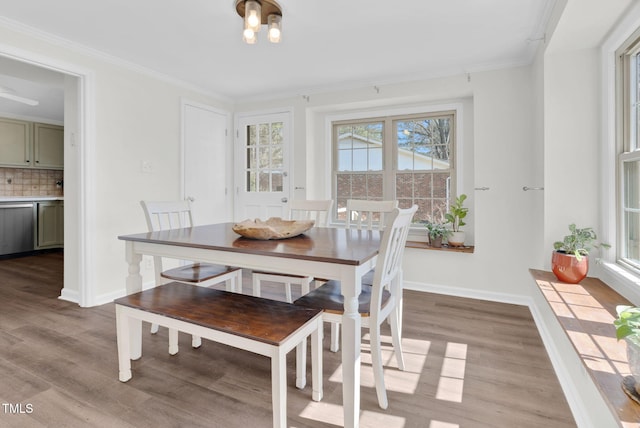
left=0, top=252, right=576, bottom=428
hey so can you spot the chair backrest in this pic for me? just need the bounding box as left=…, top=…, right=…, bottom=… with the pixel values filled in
left=370, top=205, right=418, bottom=323
left=289, top=199, right=334, bottom=227
left=140, top=200, right=195, bottom=232
left=345, top=199, right=398, bottom=231
left=140, top=200, right=197, bottom=285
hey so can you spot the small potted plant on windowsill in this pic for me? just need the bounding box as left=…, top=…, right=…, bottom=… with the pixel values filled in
left=614, top=305, right=640, bottom=399
left=425, top=221, right=451, bottom=248
left=551, top=223, right=609, bottom=284
left=445, top=194, right=468, bottom=247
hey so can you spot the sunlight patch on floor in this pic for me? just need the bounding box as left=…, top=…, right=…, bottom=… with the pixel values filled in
left=429, top=420, right=460, bottom=428
left=328, top=335, right=431, bottom=395
left=435, top=342, right=467, bottom=403
left=297, top=401, right=408, bottom=428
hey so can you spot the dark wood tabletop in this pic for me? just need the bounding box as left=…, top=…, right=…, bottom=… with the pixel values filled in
left=118, top=223, right=382, bottom=266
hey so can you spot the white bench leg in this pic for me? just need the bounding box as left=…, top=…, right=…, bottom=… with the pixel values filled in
left=115, top=305, right=133, bottom=382
left=296, top=339, right=307, bottom=389
left=192, top=335, right=202, bottom=348
left=311, top=319, right=323, bottom=402
left=272, top=351, right=287, bottom=428
left=168, top=328, right=179, bottom=355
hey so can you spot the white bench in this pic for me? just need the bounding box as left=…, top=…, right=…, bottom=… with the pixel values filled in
left=114, top=281, right=323, bottom=428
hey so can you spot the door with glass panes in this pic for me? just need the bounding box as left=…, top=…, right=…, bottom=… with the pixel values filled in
left=234, top=112, right=290, bottom=220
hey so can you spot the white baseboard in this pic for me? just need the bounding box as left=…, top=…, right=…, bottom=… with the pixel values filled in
left=403, top=280, right=531, bottom=306
left=58, top=287, right=79, bottom=304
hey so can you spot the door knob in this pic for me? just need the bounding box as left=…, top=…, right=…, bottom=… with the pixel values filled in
left=281, top=197, right=288, bottom=203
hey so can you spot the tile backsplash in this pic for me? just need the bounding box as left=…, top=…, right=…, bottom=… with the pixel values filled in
left=0, top=167, right=63, bottom=197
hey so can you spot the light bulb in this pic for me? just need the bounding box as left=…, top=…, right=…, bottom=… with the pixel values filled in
left=268, top=14, right=282, bottom=43
left=243, top=28, right=256, bottom=44
left=244, top=0, right=261, bottom=32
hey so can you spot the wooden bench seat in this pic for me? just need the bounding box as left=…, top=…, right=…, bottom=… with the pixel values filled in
left=114, top=282, right=323, bottom=428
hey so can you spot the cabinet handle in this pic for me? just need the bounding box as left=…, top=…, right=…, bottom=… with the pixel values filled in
left=0, top=204, right=34, bottom=208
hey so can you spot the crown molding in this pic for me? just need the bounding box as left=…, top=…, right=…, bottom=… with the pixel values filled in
left=0, top=16, right=231, bottom=103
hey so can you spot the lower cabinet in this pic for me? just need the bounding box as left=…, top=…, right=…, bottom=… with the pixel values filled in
left=37, top=201, right=64, bottom=249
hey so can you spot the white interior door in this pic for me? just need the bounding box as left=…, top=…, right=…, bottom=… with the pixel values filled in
left=234, top=112, right=291, bottom=220
left=181, top=101, right=232, bottom=224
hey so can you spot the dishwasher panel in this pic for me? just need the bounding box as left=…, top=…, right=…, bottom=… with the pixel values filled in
left=0, top=203, right=35, bottom=255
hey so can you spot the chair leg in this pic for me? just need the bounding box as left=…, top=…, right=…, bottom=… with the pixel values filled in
left=330, top=322, right=340, bottom=352
left=234, top=269, right=243, bottom=293
left=285, top=281, right=293, bottom=303
left=370, top=324, right=389, bottom=410
left=389, top=308, right=405, bottom=371
left=252, top=273, right=261, bottom=297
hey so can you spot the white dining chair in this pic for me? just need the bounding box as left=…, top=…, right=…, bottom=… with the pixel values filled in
left=140, top=200, right=242, bottom=352
left=323, top=198, right=399, bottom=352
left=252, top=199, right=333, bottom=302
left=294, top=205, right=417, bottom=409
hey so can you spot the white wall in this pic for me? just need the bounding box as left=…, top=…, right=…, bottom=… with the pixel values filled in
left=237, top=68, right=543, bottom=301
left=543, top=48, right=602, bottom=266
left=0, top=22, right=232, bottom=305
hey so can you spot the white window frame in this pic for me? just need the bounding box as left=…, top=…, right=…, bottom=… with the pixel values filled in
left=600, top=5, right=640, bottom=303
left=327, top=102, right=464, bottom=240
left=617, top=33, right=640, bottom=273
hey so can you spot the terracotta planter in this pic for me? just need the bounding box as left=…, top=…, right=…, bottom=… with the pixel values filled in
left=551, top=251, right=589, bottom=284
left=448, top=231, right=465, bottom=247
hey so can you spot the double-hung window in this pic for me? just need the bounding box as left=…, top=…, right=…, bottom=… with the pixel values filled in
left=332, top=110, right=456, bottom=226
left=618, top=33, right=640, bottom=271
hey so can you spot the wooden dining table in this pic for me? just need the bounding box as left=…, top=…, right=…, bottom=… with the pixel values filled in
left=118, top=223, right=382, bottom=428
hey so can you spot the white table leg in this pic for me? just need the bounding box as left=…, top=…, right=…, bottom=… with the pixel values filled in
left=272, top=349, right=287, bottom=428
left=125, top=242, right=143, bottom=360
left=115, top=305, right=132, bottom=382
left=341, top=273, right=361, bottom=428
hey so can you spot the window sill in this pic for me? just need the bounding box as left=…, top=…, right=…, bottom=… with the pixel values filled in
left=530, top=269, right=640, bottom=425
left=406, top=241, right=474, bottom=253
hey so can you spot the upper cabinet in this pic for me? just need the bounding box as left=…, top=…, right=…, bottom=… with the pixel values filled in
left=34, top=123, right=64, bottom=169
left=0, top=118, right=63, bottom=170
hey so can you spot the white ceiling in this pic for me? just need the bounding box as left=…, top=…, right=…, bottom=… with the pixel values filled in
left=0, top=0, right=557, bottom=119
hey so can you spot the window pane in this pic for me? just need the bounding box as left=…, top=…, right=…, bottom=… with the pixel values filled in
left=369, top=147, right=383, bottom=170
left=336, top=122, right=383, bottom=172
left=338, top=150, right=352, bottom=171
left=259, top=171, right=269, bottom=192
left=625, top=160, right=640, bottom=264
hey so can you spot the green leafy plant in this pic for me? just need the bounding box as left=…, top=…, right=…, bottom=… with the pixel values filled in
left=425, top=221, right=451, bottom=240
left=614, top=305, right=640, bottom=340
left=445, top=194, right=468, bottom=232
left=553, top=224, right=610, bottom=261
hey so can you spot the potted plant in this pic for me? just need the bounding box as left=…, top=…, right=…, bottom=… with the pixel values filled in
left=614, top=305, right=640, bottom=397
left=445, top=194, right=468, bottom=247
left=551, top=224, right=609, bottom=284
left=425, top=221, right=451, bottom=248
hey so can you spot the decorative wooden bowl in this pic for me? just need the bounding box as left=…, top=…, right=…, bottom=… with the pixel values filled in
left=232, top=217, right=315, bottom=240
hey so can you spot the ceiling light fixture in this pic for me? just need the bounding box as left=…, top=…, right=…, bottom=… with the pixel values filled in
left=235, top=0, right=282, bottom=44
